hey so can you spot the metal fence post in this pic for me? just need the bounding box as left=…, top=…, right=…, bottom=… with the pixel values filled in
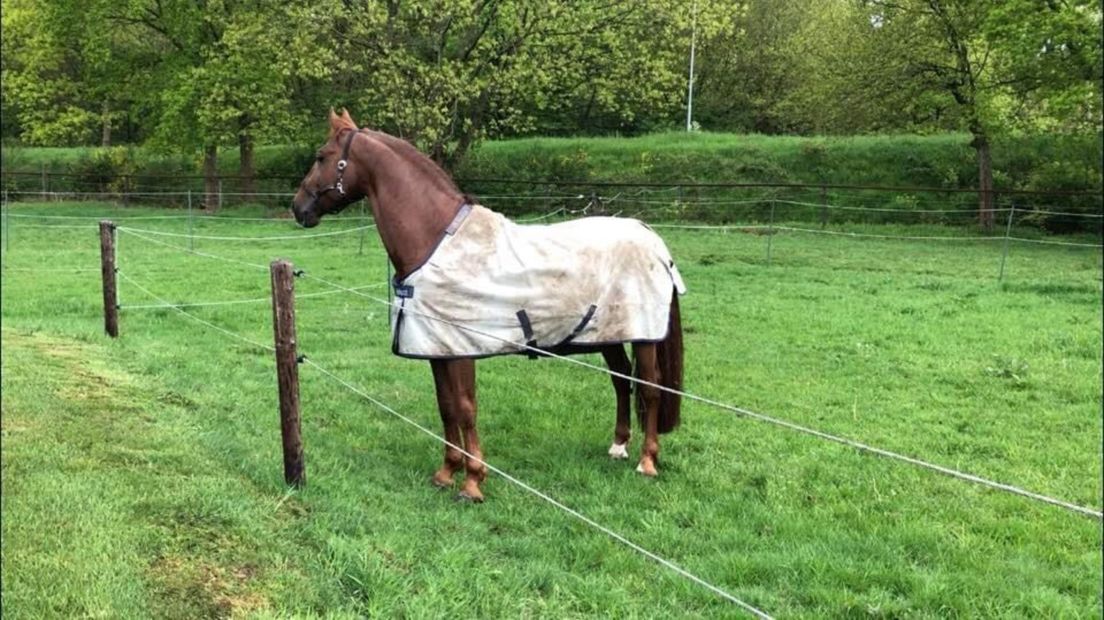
left=187, top=190, right=195, bottom=251
left=386, top=259, right=393, bottom=305
left=766, top=199, right=776, bottom=266
left=820, top=184, right=829, bottom=229
left=998, top=201, right=1015, bottom=283
left=357, top=201, right=367, bottom=256
left=3, top=190, right=10, bottom=253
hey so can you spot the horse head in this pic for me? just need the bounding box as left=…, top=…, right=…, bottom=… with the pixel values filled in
left=291, top=109, right=365, bottom=228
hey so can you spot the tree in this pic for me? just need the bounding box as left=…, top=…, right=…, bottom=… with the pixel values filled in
left=857, top=0, right=1102, bottom=229
left=328, top=0, right=737, bottom=165
left=691, top=0, right=815, bottom=134
left=100, top=0, right=336, bottom=207
left=1, top=0, right=141, bottom=146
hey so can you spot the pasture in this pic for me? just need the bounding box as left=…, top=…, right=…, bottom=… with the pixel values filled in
left=2, top=200, right=1102, bottom=618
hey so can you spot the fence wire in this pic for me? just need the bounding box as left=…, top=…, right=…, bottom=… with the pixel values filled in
left=112, top=264, right=773, bottom=618
left=299, top=270, right=1103, bottom=520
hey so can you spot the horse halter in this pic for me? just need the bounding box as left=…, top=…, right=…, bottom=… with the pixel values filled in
left=306, top=128, right=364, bottom=203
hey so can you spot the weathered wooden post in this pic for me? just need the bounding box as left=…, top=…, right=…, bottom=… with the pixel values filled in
left=99, top=221, right=119, bottom=337
left=270, top=259, right=305, bottom=487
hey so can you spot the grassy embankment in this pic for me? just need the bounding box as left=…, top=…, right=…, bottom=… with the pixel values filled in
left=3, top=132, right=1100, bottom=225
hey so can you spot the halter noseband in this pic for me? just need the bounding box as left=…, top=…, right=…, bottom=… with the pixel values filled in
left=306, top=128, right=364, bottom=202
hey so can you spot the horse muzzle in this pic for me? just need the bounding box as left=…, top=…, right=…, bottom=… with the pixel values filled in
left=291, top=197, right=321, bottom=228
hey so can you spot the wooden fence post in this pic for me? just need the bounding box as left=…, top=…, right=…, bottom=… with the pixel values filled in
left=100, top=221, right=119, bottom=337
left=270, top=259, right=305, bottom=487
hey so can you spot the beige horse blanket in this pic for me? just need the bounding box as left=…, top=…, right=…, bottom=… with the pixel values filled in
left=390, top=204, right=686, bottom=359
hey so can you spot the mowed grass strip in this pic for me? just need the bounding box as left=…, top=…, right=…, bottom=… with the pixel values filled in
left=0, top=329, right=335, bottom=618
left=1, top=201, right=1101, bottom=618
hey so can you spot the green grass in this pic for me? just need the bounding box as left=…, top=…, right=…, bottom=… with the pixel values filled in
left=2, top=201, right=1102, bottom=618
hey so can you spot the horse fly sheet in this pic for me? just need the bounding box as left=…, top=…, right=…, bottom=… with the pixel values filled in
left=389, top=204, right=687, bottom=359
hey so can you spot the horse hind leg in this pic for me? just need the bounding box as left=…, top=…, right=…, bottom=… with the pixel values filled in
left=632, top=342, right=661, bottom=477
left=601, top=344, right=632, bottom=460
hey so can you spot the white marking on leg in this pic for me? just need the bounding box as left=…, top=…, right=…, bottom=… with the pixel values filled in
left=608, top=442, right=629, bottom=459
left=636, top=462, right=645, bottom=474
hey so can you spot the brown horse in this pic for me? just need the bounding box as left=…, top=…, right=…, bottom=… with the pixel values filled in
left=292, top=110, right=684, bottom=501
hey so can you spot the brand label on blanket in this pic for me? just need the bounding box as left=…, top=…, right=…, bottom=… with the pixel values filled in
left=394, top=284, right=414, bottom=298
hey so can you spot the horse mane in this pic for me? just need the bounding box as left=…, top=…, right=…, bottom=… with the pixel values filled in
left=366, top=130, right=468, bottom=201
left=329, top=110, right=475, bottom=204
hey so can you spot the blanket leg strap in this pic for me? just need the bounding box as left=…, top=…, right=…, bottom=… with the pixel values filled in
left=516, top=310, right=540, bottom=359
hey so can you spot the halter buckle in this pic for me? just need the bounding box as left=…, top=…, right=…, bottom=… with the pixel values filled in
left=337, top=160, right=347, bottom=171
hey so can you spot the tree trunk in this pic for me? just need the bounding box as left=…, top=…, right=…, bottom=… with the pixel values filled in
left=101, top=100, right=112, bottom=147
left=237, top=114, right=253, bottom=201
left=237, top=128, right=253, bottom=200
left=970, top=131, right=995, bottom=231
left=203, top=144, right=219, bottom=212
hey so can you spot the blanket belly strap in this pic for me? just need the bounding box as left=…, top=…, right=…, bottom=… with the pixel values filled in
left=553, top=304, right=598, bottom=348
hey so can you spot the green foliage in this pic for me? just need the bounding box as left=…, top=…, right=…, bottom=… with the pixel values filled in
left=68, top=148, right=138, bottom=192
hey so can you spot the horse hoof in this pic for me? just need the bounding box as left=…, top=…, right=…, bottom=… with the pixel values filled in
left=455, top=490, right=484, bottom=503
left=608, top=442, right=629, bottom=459
left=431, top=471, right=455, bottom=488
left=636, top=461, right=658, bottom=477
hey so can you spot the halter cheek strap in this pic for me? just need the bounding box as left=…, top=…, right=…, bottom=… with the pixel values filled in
left=307, top=128, right=363, bottom=202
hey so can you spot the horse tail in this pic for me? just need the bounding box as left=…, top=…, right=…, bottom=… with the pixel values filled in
left=653, top=290, right=683, bottom=434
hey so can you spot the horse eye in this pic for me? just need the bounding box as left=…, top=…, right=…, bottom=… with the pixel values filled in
left=315, top=155, right=324, bottom=162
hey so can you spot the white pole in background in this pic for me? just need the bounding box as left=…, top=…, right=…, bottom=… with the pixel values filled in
left=685, top=2, right=698, bottom=132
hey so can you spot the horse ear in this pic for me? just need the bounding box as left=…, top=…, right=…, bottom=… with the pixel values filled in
left=328, top=108, right=343, bottom=131
left=340, top=108, right=358, bottom=129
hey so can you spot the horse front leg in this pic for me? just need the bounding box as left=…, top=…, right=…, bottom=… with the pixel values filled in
left=600, top=345, right=632, bottom=459
left=431, top=358, right=485, bottom=501
left=632, top=342, right=661, bottom=477
left=430, top=359, right=466, bottom=489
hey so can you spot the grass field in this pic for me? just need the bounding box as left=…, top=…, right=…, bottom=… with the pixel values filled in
left=2, top=201, right=1102, bottom=618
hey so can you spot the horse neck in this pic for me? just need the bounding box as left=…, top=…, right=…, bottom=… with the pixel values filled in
left=351, top=134, right=463, bottom=278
